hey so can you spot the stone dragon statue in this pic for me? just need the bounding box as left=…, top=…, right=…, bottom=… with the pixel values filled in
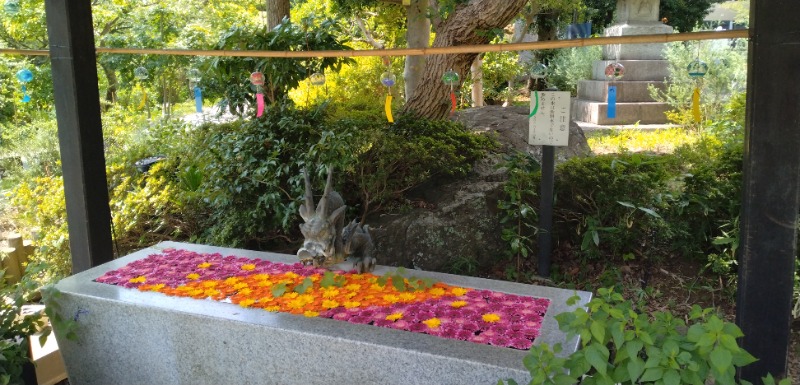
left=297, top=166, right=375, bottom=273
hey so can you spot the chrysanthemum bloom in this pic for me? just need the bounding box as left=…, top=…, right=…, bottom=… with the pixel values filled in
left=482, top=313, right=501, bottom=323
left=422, top=318, right=441, bottom=329
left=386, top=313, right=404, bottom=321
left=186, top=273, right=200, bottom=280
left=197, top=262, right=212, bottom=269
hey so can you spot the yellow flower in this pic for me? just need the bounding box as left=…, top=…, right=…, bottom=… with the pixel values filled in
left=322, top=300, right=340, bottom=309
left=345, top=284, right=362, bottom=292
left=303, top=310, right=320, bottom=317
left=240, top=264, right=256, bottom=271
left=239, top=299, right=256, bottom=308
left=149, top=283, right=165, bottom=291
left=128, top=276, right=146, bottom=284
left=284, top=292, right=299, bottom=299
left=423, top=318, right=441, bottom=329
left=233, top=282, right=249, bottom=290
left=343, top=301, right=361, bottom=309
left=287, top=298, right=306, bottom=309
left=265, top=306, right=280, bottom=312
left=399, top=293, right=416, bottom=302
left=429, top=288, right=446, bottom=296
left=202, top=281, right=218, bottom=288
left=284, top=272, right=299, bottom=279
left=385, top=313, right=403, bottom=321
left=382, top=294, right=400, bottom=304
left=321, top=288, right=341, bottom=298
left=197, top=262, right=212, bottom=269
left=297, top=294, right=315, bottom=305
left=451, top=287, right=469, bottom=296
left=186, top=273, right=200, bottom=280
left=370, top=284, right=384, bottom=292
left=450, top=300, right=468, bottom=308
left=482, top=313, right=501, bottom=323
left=252, top=273, right=270, bottom=281
left=238, top=288, right=252, bottom=296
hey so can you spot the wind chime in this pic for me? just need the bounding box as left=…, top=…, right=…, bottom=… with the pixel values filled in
left=187, top=69, right=203, bottom=113
left=133, top=66, right=149, bottom=110
left=442, top=69, right=459, bottom=116
left=687, top=59, right=708, bottom=123
left=529, top=63, right=547, bottom=118
left=15, top=69, right=32, bottom=103
left=250, top=71, right=265, bottom=118
left=308, top=66, right=326, bottom=104
left=380, top=57, right=396, bottom=123
left=604, top=62, right=625, bottom=119
left=4, top=0, right=19, bottom=15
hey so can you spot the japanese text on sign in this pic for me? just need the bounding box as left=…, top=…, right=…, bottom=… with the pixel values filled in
left=529, top=91, right=571, bottom=146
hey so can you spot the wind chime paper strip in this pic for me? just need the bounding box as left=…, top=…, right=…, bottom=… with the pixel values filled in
left=385, top=94, right=394, bottom=123
left=529, top=91, right=571, bottom=147
left=256, top=93, right=265, bottom=117
left=449, top=91, right=457, bottom=115
left=194, top=86, right=203, bottom=113
left=607, top=86, right=617, bottom=119
left=692, top=88, right=701, bottom=122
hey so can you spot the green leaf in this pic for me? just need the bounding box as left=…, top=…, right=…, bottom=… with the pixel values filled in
left=709, top=346, right=733, bottom=373
left=627, top=357, right=645, bottom=382
left=639, top=368, right=664, bottom=382
left=718, top=334, right=740, bottom=352
left=663, top=369, right=680, bottom=385
left=590, top=320, right=606, bottom=343
left=638, top=207, right=661, bottom=218
left=320, top=272, right=336, bottom=288
left=686, top=324, right=705, bottom=342
left=625, top=340, right=643, bottom=360
left=585, top=344, right=608, bottom=375
left=271, top=283, right=288, bottom=297
left=294, top=277, right=313, bottom=294
left=638, top=331, right=654, bottom=345
left=553, top=374, right=576, bottom=385
left=391, top=276, right=406, bottom=292
left=732, top=349, right=758, bottom=367
left=617, top=201, right=636, bottom=208
left=610, top=323, right=624, bottom=349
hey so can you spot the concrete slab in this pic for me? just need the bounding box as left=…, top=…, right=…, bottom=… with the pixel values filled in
left=51, top=242, right=592, bottom=385
left=603, top=23, right=675, bottom=60
left=572, top=99, right=671, bottom=125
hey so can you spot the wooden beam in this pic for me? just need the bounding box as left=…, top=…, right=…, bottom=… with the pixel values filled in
left=0, top=29, right=748, bottom=58
left=44, top=0, right=113, bottom=273
left=736, top=0, right=799, bottom=381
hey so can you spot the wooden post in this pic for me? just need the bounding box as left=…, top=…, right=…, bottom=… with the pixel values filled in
left=736, top=0, right=800, bottom=381
left=44, top=0, right=113, bottom=273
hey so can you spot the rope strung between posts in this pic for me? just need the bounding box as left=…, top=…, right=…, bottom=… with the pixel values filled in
left=0, top=29, right=748, bottom=58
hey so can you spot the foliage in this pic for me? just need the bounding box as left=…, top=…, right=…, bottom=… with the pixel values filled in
left=0, top=270, right=48, bottom=385
left=10, top=177, right=70, bottom=280
left=503, top=287, right=777, bottom=385
left=497, top=152, right=540, bottom=279
left=546, top=46, right=602, bottom=95
left=205, top=17, right=353, bottom=116
left=477, top=36, right=528, bottom=104
left=587, top=127, right=699, bottom=155
left=660, top=0, right=724, bottom=33
left=554, top=153, right=678, bottom=261
left=376, top=267, right=436, bottom=292
left=349, top=113, right=496, bottom=219
left=649, top=39, right=748, bottom=130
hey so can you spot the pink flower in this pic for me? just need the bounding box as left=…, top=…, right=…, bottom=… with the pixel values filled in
left=488, top=335, right=511, bottom=347
left=510, top=338, right=533, bottom=350
left=455, top=329, right=474, bottom=340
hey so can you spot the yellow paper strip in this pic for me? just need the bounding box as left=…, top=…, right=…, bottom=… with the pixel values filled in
left=692, top=87, right=701, bottom=123
left=385, top=94, right=394, bottom=123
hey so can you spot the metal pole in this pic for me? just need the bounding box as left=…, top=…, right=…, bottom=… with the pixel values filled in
left=538, top=145, right=555, bottom=277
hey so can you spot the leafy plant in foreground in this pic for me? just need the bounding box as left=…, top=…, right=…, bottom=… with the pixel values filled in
left=501, top=287, right=788, bottom=385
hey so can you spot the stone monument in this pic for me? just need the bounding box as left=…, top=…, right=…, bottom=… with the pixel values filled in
left=573, top=0, right=674, bottom=126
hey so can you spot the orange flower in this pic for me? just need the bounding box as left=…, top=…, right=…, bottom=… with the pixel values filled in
left=482, top=313, right=501, bottom=323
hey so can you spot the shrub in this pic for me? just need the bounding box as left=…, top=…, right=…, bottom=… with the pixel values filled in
left=554, top=153, right=680, bottom=261
left=547, top=46, right=602, bottom=96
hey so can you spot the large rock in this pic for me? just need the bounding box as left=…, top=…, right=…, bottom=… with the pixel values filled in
left=369, top=106, right=590, bottom=271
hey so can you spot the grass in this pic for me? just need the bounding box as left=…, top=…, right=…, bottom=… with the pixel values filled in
left=587, top=127, right=699, bottom=154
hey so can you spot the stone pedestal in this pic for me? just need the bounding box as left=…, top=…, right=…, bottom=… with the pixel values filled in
left=573, top=0, right=673, bottom=126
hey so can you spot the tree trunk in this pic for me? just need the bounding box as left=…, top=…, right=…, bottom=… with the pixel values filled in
left=267, top=0, right=290, bottom=31
left=470, top=55, right=484, bottom=107
left=100, top=63, right=117, bottom=107
left=402, top=0, right=527, bottom=119
left=403, top=0, right=430, bottom=102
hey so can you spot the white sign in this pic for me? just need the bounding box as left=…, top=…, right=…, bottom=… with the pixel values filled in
left=529, top=91, right=571, bottom=147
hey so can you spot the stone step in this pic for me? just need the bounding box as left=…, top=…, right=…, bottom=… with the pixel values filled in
left=571, top=99, right=671, bottom=126
left=577, top=80, right=666, bottom=103
left=592, top=60, right=670, bottom=81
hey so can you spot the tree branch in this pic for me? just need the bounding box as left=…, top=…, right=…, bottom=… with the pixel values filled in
left=354, top=15, right=385, bottom=49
